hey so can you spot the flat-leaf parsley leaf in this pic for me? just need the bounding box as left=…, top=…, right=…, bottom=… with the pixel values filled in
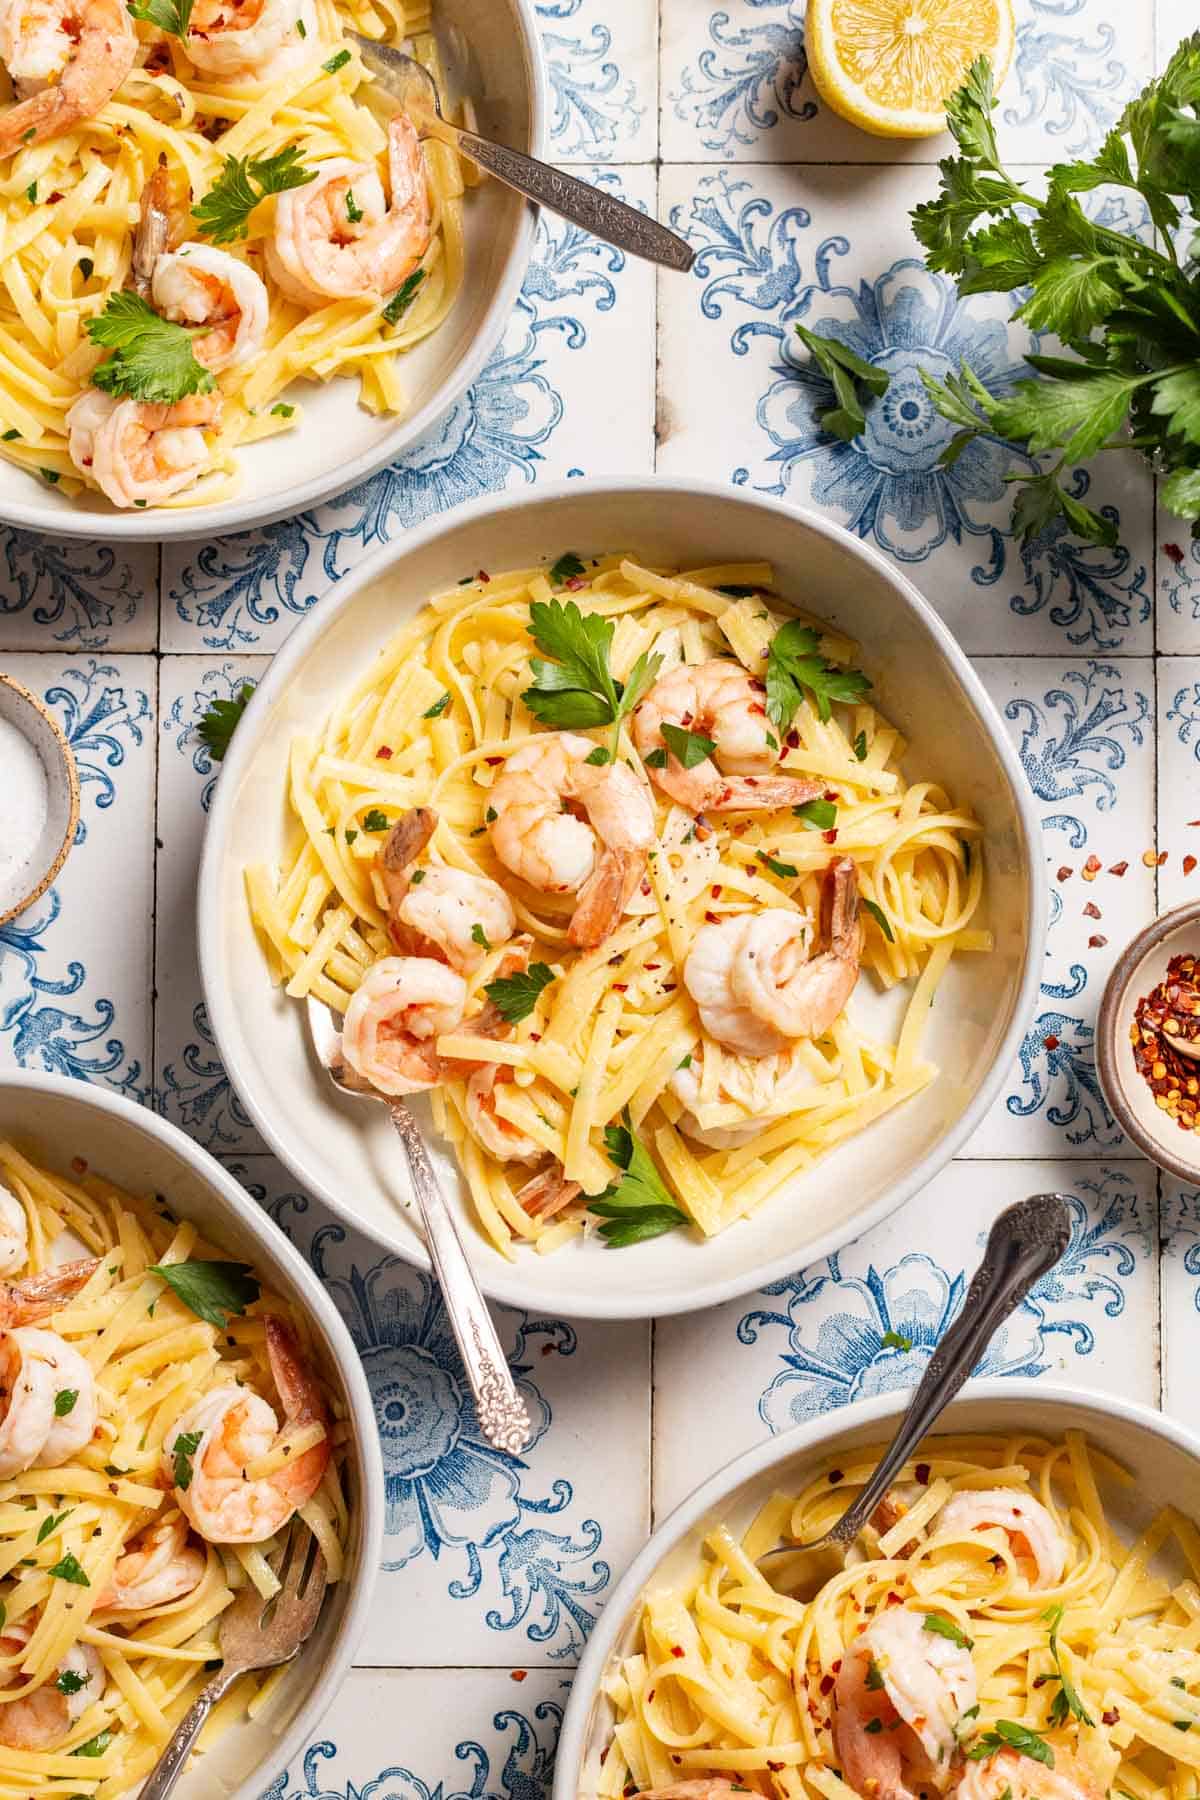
left=483, top=962, right=555, bottom=1024
left=588, top=1119, right=688, bottom=1248
left=87, top=291, right=214, bottom=404
left=149, top=1258, right=260, bottom=1328
left=193, top=147, right=315, bottom=245
left=198, top=682, right=255, bottom=763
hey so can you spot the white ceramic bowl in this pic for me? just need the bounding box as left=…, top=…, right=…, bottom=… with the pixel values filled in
left=0, top=674, right=79, bottom=928
left=555, top=1382, right=1200, bottom=1800
left=0, top=0, right=543, bottom=541
left=198, top=477, right=1046, bottom=1322
left=0, top=1070, right=383, bottom=1800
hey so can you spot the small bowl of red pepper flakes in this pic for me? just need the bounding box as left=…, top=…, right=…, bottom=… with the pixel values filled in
left=1099, top=903, right=1200, bottom=1180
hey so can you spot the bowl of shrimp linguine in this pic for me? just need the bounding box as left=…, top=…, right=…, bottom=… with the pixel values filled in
left=0, top=1069, right=382, bottom=1799
left=0, top=0, right=542, bottom=534
left=199, top=478, right=1045, bottom=1321
left=555, top=1383, right=1200, bottom=1800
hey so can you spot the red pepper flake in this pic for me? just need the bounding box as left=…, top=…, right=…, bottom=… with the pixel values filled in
left=484, top=755, right=504, bottom=766
left=1165, top=543, right=1186, bottom=565
left=1143, top=847, right=1163, bottom=867
left=823, top=790, right=839, bottom=802
left=540, top=1342, right=554, bottom=1355
left=704, top=911, right=721, bottom=924
left=670, top=1646, right=684, bottom=1659
left=1043, top=1034, right=1060, bottom=1052
left=1109, top=861, right=1128, bottom=877
left=822, top=827, right=839, bottom=844
left=886, top=1591, right=904, bottom=1607
left=1088, top=934, right=1108, bottom=948
left=565, top=576, right=585, bottom=590
left=1083, top=901, right=1101, bottom=920
left=1082, top=855, right=1102, bottom=881
left=645, top=962, right=660, bottom=971
left=376, top=745, right=393, bottom=760
left=828, top=1468, right=844, bottom=1483
left=786, top=730, right=800, bottom=750
left=612, top=983, right=628, bottom=993
left=600, top=1749, right=609, bottom=1766
left=510, top=1670, right=527, bottom=1683
left=646, top=1691, right=655, bottom=1703
left=1056, top=865, right=1073, bottom=881
left=640, top=877, right=652, bottom=896
left=1103, top=1709, right=1120, bottom=1726
left=70, top=1158, right=87, bottom=1175
left=820, top=1674, right=835, bottom=1696
left=1187, top=856, right=1198, bottom=877
left=768, top=1762, right=785, bottom=1773
left=477, top=569, right=490, bottom=583
left=47, top=190, right=63, bottom=203
left=671, top=1757, right=682, bottom=1767
left=749, top=701, right=766, bottom=717
left=711, top=885, right=723, bottom=899
left=914, top=1462, right=931, bottom=1485
left=1033, top=1673, right=1051, bottom=1689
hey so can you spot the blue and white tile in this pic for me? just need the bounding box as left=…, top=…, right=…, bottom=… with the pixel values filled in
left=659, top=0, right=1149, bottom=166
left=155, top=655, right=268, bottom=1154
left=1158, top=532, right=1200, bottom=659
left=1158, top=658, right=1200, bottom=912
left=161, top=168, right=656, bottom=654
left=1162, top=1178, right=1200, bottom=1435
left=0, top=655, right=156, bottom=1100
left=653, top=1158, right=1158, bottom=1516
left=0, top=532, right=159, bottom=653
left=656, top=163, right=1153, bottom=656
left=963, top=657, right=1154, bottom=1156
left=230, top=1154, right=649, bottom=1666
left=537, top=0, right=656, bottom=163
left=263, top=1667, right=567, bottom=1800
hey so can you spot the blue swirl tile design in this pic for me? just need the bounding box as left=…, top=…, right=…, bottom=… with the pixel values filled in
left=1007, top=0, right=1129, bottom=157
left=736, top=1170, right=1147, bottom=1432
left=253, top=1181, right=608, bottom=1658
left=263, top=1695, right=562, bottom=1800
left=160, top=1000, right=253, bottom=1151
left=1168, top=682, right=1200, bottom=762
left=42, top=659, right=152, bottom=843
left=1163, top=1189, right=1200, bottom=1313
left=0, top=532, right=143, bottom=650
left=668, top=1, right=812, bottom=157
left=166, top=193, right=630, bottom=651
left=162, top=662, right=258, bottom=813
left=672, top=172, right=1147, bottom=649
left=537, top=2, right=645, bottom=158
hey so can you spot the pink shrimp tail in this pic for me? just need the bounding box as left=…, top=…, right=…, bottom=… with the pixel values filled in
left=0, top=1257, right=100, bottom=1326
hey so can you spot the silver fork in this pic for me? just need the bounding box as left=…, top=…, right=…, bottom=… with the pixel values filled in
left=141, top=1527, right=327, bottom=1800
left=349, top=33, right=695, bottom=272
left=307, top=995, right=532, bottom=1455
left=759, top=1192, right=1072, bottom=1566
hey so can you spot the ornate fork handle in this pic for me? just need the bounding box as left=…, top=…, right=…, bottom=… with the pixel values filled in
left=139, top=1670, right=237, bottom=1800
left=389, top=1101, right=532, bottom=1455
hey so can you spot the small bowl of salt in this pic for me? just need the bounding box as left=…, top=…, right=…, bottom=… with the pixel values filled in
left=0, top=675, right=79, bottom=928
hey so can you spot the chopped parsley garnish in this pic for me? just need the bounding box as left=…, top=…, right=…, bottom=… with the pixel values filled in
left=864, top=1720, right=883, bottom=1735
left=407, top=865, right=422, bottom=880
left=471, top=924, right=491, bottom=951
left=589, top=1118, right=688, bottom=1249
left=48, top=1551, right=89, bottom=1587
left=126, top=0, right=194, bottom=34
left=87, top=291, right=214, bottom=404
left=322, top=46, right=351, bottom=71
left=72, top=1730, right=112, bottom=1758
left=548, top=551, right=586, bottom=586
left=57, top=1669, right=87, bottom=1695
left=861, top=897, right=895, bottom=943
left=716, top=584, right=758, bottom=597
left=271, top=402, right=295, bottom=418
left=880, top=1329, right=912, bottom=1351
left=1043, top=1604, right=1094, bottom=1726
left=521, top=597, right=661, bottom=758
left=79, top=256, right=93, bottom=280
left=660, top=723, right=717, bottom=770
left=766, top=619, right=871, bottom=731
left=966, top=1723, right=1053, bottom=1767
left=360, top=808, right=390, bottom=832
left=40, top=468, right=58, bottom=484
left=793, top=798, right=837, bottom=831
left=197, top=682, right=256, bottom=763
left=865, top=1659, right=885, bottom=1691
left=148, top=1258, right=260, bottom=1328
left=484, top=962, right=555, bottom=1024
left=25, top=180, right=36, bottom=204
left=585, top=745, right=611, bottom=765
left=345, top=188, right=363, bottom=223
left=924, top=1613, right=973, bottom=1649
left=1, top=429, right=20, bottom=441
left=758, top=850, right=798, bottom=879
left=172, top=1428, right=204, bottom=1491
left=382, top=268, right=427, bottom=325
left=485, top=807, right=498, bottom=823
left=644, top=748, right=667, bottom=769
left=853, top=729, right=868, bottom=761
left=193, top=147, right=315, bottom=245
left=37, top=1508, right=74, bottom=1544
left=53, top=1389, right=78, bottom=1417
left=423, top=692, right=451, bottom=719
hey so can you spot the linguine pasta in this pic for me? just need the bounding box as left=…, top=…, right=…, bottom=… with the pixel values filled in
left=0, top=1140, right=349, bottom=1799
left=245, top=555, right=992, bottom=1258
left=0, top=0, right=471, bottom=506
left=597, top=1432, right=1200, bottom=1800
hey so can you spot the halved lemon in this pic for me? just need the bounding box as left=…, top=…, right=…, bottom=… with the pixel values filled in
left=805, top=0, right=1015, bottom=139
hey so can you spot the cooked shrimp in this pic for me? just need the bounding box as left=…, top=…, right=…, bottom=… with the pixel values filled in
left=0, top=0, right=135, bottom=153
left=151, top=245, right=269, bottom=373
left=339, top=955, right=465, bottom=1097
left=633, top=659, right=824, bottom=814
left=183, top=0, right=313, bottom=80
left=957, top=1751, right=1102, bottom=1800
left=95, top=1514, right=206, bottom=1611
left=636, top=1786, right=749, bottom=1800
left=937, top=1490, right=1068, bottom=1590
left=465, top=1064, right=541, bottom=1163
left=516, top=1164, right=581, bottom=1222
left=266, top=113, right=430, bottom=309
left=375, top=814, right=516, bottom=974
left=166, top=1315, right=329, bottom=1544
left=66, top=389, right=221, bottom=509
left=0, top=1326, right=96, bottom=1477
left=669, top=1044, right=815, bottom=1148
left=0, top=1623, right=103, bottom=1750
left=488, top=732, right=654, bottom=948
left=0, top=1184, right=28, bottom=1278
left=131, top=156, right=188, bottom=299
left=0, top=1256, right=97, bottom=1326
left=375, top=807, right=437, bottom=916
left=683, top=914, right=790, bottom=1057
left=835, top=1610, right=977, bottom=1800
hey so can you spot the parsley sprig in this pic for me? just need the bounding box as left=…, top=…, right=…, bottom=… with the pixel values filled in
left=1044, top=1604, right=1094, bottom=1727
left=86, top=291, right=213, bottom=405
left=521, top=598, right=662, bottom=758
left=172, top=1428, right=203, bottom=1491
left=966, top=1722, right=1054, bottom=1767
left=765, top=620, right=871, bottom=732
left=125, top=0, right=194, bottom=35
left=483, top=962, right=556, bottom=1024
left=588, top=1119, right=688, bottom=1248
left=198, top=682, right=255, bottom=763
left=149, top=1258, right=261, bottom=1327
left=193, top=147, right=315, bottom=245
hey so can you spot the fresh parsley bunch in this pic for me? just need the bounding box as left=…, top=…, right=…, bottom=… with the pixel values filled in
left=798, top=38, right=1200, bottom=543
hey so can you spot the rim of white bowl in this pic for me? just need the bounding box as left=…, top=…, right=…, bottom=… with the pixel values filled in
left=0, top=5, right=545, bottom=543
left=198, top=475, right=1049, bottom=1321
left=552, top=1379, right=1200, bottom=1800
left=0, top=1068, right=384, bottom=1798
